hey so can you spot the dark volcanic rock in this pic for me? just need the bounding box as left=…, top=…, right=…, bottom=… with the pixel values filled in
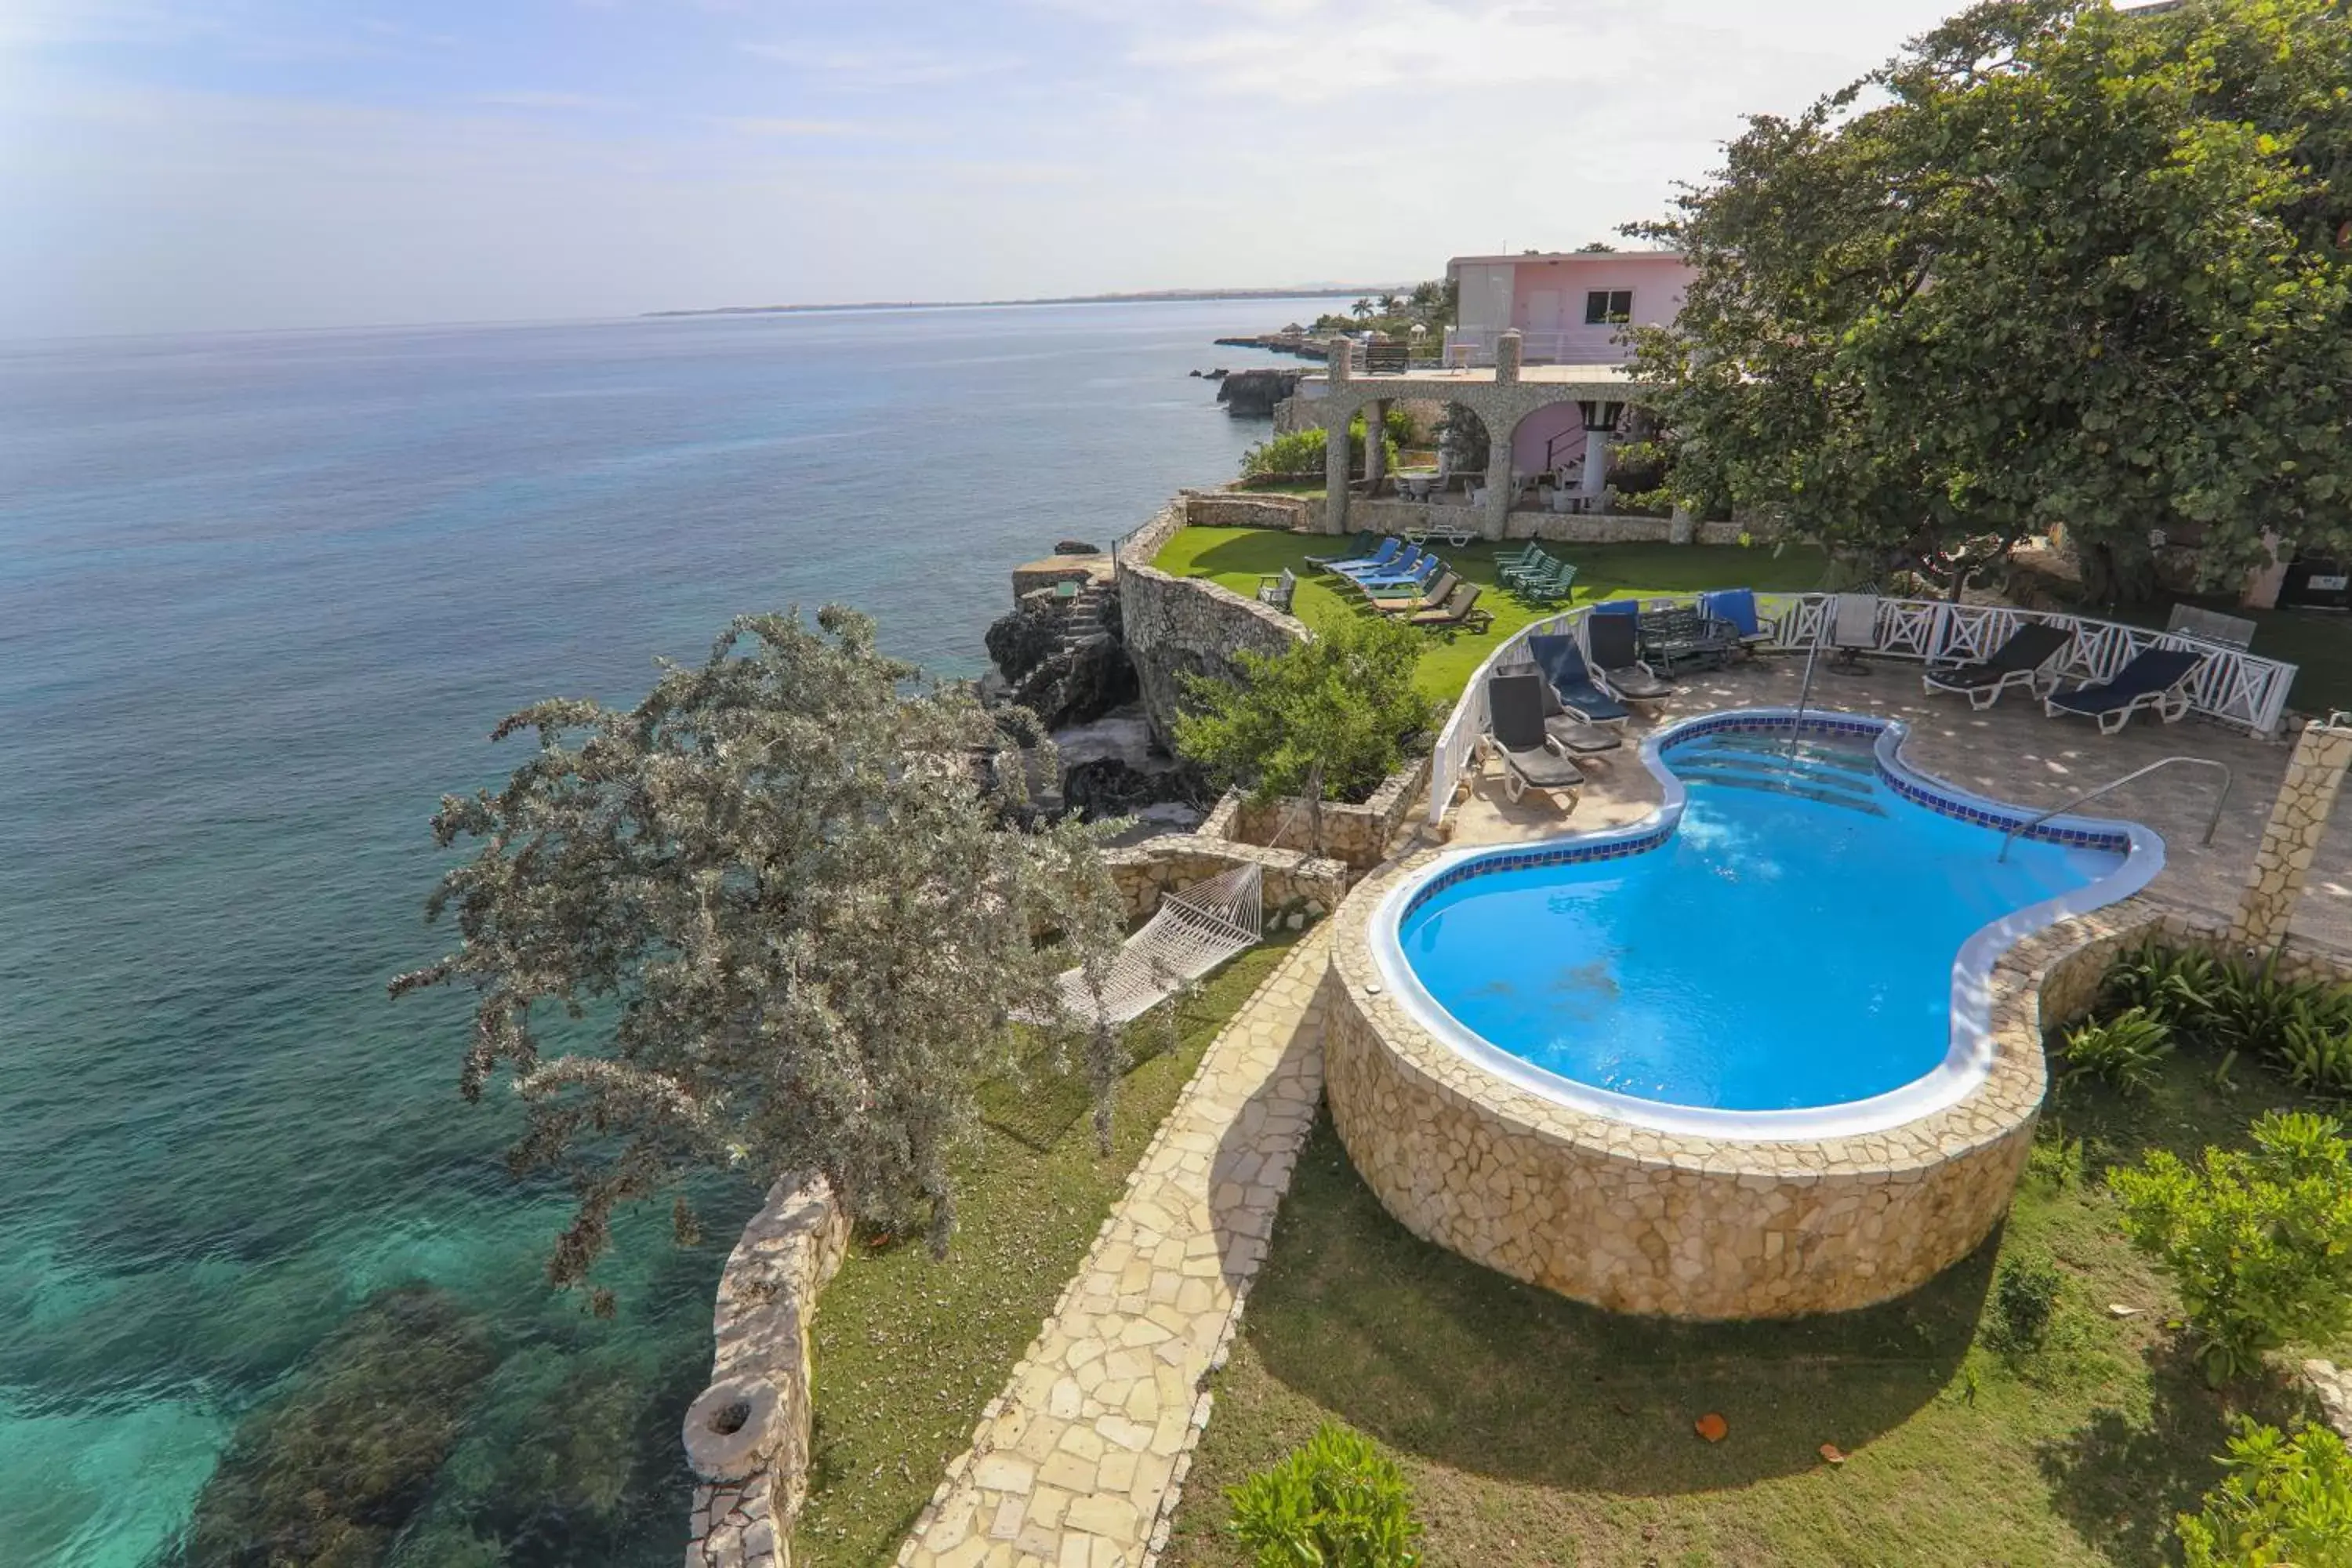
left=1053, top=539, right=1101, bottom=556
left=1062, top=755, right=1209, bottom=821
left=1011, top=630, right=1136, bottom=732
left=983, top=596, right=1065, bottom=686
left=1216, top=368, right=1302, bottom=417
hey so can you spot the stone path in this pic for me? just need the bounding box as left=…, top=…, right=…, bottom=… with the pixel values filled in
left=895, top=929, right=1330, bottom=1568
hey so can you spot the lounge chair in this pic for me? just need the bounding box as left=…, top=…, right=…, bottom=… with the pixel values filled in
left=1825, top=593, right=1880, bottom=673
left=1638, top=605, right=1739, bottom=673
left=1374, top=569, right=1460, bottom=615
left=1516, top=559, right=1579, bottom=604
left=2044, top=648, right=2205, bottom=735
left=1358, top=556, right=1441, bottom=599
left=1305, top=530, right=1376, bottom=568
left=1697, top=589, right=1773, bottom=654
left=1323, top=537, right=1403, bottom=576
left=1501, top=546, right=1554, bottom=586
left=1255, top=566, right=1297, bottom=613
left=1584, top=611, right=1675, bottom=702
left=1922, top=621, right=2073, bottom=710
left=1410, top=583, right=1490, bottom=632
left=1482, top=673, right=1584, bottom=808
left=1341, top=544, right=1425, bottom=583
left=1496, top=541, right=1546, bottom=575
left=1526, top=634, right=1630, bottom=726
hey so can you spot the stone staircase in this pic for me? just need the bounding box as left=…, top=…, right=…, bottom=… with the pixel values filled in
left=1058, top=583, right=1113, bottom=654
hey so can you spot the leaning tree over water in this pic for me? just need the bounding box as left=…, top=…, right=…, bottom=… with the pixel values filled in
left=393, top=607, right=1124, bottom=1302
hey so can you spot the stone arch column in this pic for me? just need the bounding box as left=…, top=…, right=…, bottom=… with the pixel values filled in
left=2232, top=717, right=2352, bottom=948
left=1323, top=336, right=1354, bottom=534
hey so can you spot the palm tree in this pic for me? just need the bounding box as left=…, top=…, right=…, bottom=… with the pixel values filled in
left=1378, top=292, right=1403, bottom=317
left=1350, top=297, right=1375, bottom=321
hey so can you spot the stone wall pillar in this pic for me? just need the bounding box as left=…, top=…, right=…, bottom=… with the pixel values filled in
left=1668, top=504, right=1695, bottom=545
left=1323, top=339, right=1354, bottom=535
left=1363, top=397, right=1389, bottom=496
left=2231, top=719, right=2352, bottom=949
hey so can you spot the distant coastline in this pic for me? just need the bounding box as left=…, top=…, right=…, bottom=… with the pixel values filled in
left=644, top=285, right=1407, bottom=319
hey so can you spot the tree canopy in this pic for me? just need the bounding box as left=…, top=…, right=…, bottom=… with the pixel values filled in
left=1626, top=0, right=2352, bottom=602
left=1173, top=615, right=1434, bottom=839
left=393, top=608, right=1123, bottom=1297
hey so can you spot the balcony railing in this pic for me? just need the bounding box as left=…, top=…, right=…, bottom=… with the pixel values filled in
left=1440, top=326, right=1632, bottom=368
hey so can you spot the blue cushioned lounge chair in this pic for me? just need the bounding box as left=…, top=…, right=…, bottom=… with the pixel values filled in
left=2043, top=648, right=2204, bottom=735
left=1341, top=544, right=1424, bottom=582
left=1526, top=633, right=1630, bottom=727
left=1305, top=530, right=1376, bottom=568
left=1319, top=537, right=1401, bottom=575
left=1698, top=589, right=1772, bottom=653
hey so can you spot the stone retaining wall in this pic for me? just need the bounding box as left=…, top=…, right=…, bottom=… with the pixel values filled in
left=1347, top=498, right=1746, bottom=546
left=1104, top=835, right=1348, bottom=924
left=1181, top=492, right=1308, bottom=531
left=683, top=1177, right=848, bottom=1568
left=1116, top=501, right=1306, bottom=750
left=1222, top=757, right=1428, bottom=873
left=1320, top=868, right=2195, bottom=1319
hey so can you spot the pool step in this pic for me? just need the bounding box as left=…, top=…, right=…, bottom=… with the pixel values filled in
left=1674, top=747, right=1878, bottom=795
left=1695, top=735, right=1878, bottom=775
left=1672, top=757, right=1889, bottom=816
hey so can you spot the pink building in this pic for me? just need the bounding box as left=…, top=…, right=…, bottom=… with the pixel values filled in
left=1443, top=250, right=1695, bottom=368
left=1443, top=250, right=1697, bottom=485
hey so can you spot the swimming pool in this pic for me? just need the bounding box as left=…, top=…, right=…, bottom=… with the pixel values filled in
left=1326, top=708, right=2164, bottom=1318
left=1380, top=711, right=2158, bottom=1137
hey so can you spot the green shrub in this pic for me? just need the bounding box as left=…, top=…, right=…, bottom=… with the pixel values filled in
left=2176, top=1417, right=2352, bottom=1567
left=2110, top=1110, right=2352, bottom=1385
left=1174, top=614, right=1435, bottom=815
left=2058, top=1006, right=2174, bottom=1096
left=1227, top=1423, right=1424, bottom=1568
left=1991, top=1254, right=2064, bottom=1349
left=2102, top=940, right=2227, bottom=1030
left=1239, top=412, right=1406, bottom=481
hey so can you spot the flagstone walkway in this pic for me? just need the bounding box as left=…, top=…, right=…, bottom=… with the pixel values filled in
left=895, top=929, right=1330, bottom=1568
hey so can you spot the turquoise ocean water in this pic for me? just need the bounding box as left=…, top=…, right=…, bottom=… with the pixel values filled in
left=0, top=301, right=1317, bottom=1565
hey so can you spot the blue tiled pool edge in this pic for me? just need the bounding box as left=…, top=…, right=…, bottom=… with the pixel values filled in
left=1374, top=707, right=2165, bottom=1141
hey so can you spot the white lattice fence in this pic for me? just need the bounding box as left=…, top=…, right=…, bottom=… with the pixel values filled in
left=1762, top=595, right=2296, bottom=733
left=1424, top=607, right=1585, bottom=826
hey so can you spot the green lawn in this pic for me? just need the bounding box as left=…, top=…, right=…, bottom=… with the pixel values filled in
left=792, top=935, right=1298, bottom=1566
left=1164, top=1045, right=2336, bottom=1568
left=1150, top=528, right=1831, bottom=704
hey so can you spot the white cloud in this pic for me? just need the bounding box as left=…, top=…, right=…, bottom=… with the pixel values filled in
left=712, top=115, right=884, bottom=137
left=739, top=41, right=1022, bottom=88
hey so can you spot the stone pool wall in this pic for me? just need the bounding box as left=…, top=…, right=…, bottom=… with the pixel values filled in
left=1323, top=857, right=2176, bottom=1319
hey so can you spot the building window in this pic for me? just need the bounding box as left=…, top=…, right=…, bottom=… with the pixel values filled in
left=1584, top=289, right=1632, bottom=325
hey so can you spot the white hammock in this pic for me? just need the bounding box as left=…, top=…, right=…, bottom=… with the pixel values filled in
left=1048, top=862, right=1263, bottom=1027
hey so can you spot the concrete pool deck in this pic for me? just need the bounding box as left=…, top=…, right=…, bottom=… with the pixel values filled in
left=1444, top=653, right=2352, bottom=956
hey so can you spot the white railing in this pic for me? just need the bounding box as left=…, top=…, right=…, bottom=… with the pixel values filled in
left=1424, top=593, right=2299, bottom=830
left=1424, top=606, right=1588, bottom=826
left=1757, top=594, right=2296, bottom=733
left=1440, top=326, right=1631, bottom=368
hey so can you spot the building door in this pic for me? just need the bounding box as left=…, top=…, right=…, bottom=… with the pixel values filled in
left=1523, top=289, right=1561, bottom=334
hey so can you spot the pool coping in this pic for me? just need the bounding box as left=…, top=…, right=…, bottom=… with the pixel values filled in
left=1367, top=707, right=2164, bottom=1142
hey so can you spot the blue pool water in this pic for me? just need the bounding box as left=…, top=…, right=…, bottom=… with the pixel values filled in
left=1396, top=728, right=2131, bottom=1116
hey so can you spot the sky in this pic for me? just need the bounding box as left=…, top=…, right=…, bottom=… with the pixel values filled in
left=0, top=0, right=1966, bottom=338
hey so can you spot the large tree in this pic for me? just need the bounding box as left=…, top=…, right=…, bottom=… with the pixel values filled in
left=393, top=608, right=1123, bottom=1298
left=1626, top=0, right=2352, bottom=604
